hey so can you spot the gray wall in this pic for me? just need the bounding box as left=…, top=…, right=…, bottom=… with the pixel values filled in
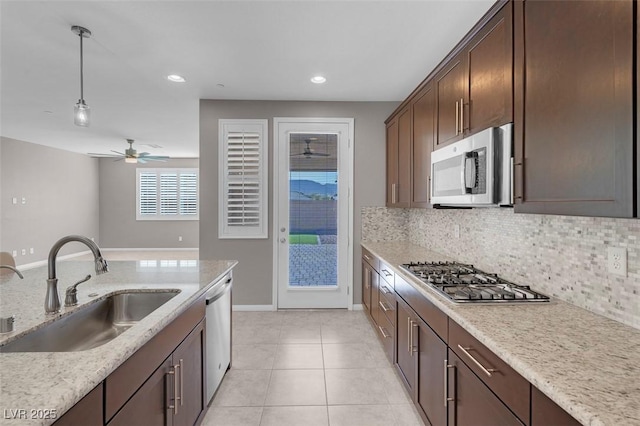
left=0, top=137, right=100, bottom=266
left=99, top=158, right=199, bottom=248
left=200, top=100, right=398, bottom=306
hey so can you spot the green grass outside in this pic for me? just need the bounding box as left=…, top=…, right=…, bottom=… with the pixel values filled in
left=289, top=234, right=319, bottom=245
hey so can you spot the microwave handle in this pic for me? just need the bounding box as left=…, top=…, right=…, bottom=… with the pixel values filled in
left=462, top=152, right=477, bottom=193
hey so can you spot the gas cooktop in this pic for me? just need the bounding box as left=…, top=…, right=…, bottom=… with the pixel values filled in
left=401, top=261, right=550, bottom=303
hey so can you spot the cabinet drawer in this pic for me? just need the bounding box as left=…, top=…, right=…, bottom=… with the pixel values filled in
left=376, top=309, right=395, bottom=363
left=449, top=320, right=530, bottom=424
left=362, top=247, right=379, bottom=272
left=379, top=260, right=395, bottom=288
left=395, top=274, right=448, bottom=342
left=378, top=285, right=396, bottom=326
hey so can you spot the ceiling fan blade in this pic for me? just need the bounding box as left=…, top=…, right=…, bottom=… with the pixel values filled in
left=111, top=150, right=126, bottom=155
left=138, top=152, right=151, bottom=157
left=87, top=153, right=121, bottom=158
left=113, top=157, right=125, bottom=162
left=137, top=158, right=148, bottom=164
left=309, top=152, right=331, bottom=157
left=290, top=153, right=307, bottom=157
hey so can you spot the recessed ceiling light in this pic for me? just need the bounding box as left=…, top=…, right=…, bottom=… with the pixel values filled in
left=310, top=75, right=326, bottom=84
left=167, top=74, right=186, bottom=83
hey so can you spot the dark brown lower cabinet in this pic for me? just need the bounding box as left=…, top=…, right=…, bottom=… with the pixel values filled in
left=107, top=320, right=205, bottom=426
left=531, top=386, right=580, bottom=426
left=362, top=259, right=373, bottom=314
left=416, top=317, right=447, bottom=426
left=447, top=350, right=523, bottom=426
left=396, top=298, right=417, bottom=395
left=54, top=384, right=103, bottom=426
left=108, top=358, right=173, bottom=426
left=173, top=319, right=206, bottom=426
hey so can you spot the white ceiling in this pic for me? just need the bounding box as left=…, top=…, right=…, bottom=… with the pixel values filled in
left=0, top=0, right=494, bottom=158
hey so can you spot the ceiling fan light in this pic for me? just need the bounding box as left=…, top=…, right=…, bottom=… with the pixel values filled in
left=125, top=157, right=137, bottom=164
left=74, top=100, right=90, bottom=127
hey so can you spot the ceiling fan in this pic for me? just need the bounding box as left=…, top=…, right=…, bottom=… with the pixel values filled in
left=290, top=138, right=330, bottom=158
left=88, top=139, right=169, bottom=163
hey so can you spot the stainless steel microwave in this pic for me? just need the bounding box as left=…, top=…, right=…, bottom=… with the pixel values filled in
left=430, top=123, right=513, bottom=207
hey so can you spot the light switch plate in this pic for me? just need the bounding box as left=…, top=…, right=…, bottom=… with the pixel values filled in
left=607, top=247, right=627, bottom=277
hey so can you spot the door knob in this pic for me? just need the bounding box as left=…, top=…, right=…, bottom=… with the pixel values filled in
left=280, top=238, right=287, bottom=243
left=280, top=227, right=286, bottom=232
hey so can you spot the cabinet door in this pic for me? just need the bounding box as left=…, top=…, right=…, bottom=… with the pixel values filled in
left=447, top=350, right=523, bottom=426
left=416, top=318, right=447, bottom=426
left=361, top=259, right=372, bottom=315
left=108, top=358, right=173, bottom=426
left=397, top=107, right=412, bottom=207
left=386, top=118, right=399, bottom=207
left=513, top=0, right=634, bottom=217
left=173, top=320, right=205, bottom=426
left=411, top=83, right=435, bottom=208
left=395, top=298, right=417, bottom=396
left=531, top=386, right=580, bottom=426
left=54, top=384, right=103, bottom=426
left=436, top=54, right=466, bottom=148
left=466, top=1, right=513, bottom=134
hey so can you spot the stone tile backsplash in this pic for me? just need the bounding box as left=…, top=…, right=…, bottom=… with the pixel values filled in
left=362, top=206, right=640, bottom=329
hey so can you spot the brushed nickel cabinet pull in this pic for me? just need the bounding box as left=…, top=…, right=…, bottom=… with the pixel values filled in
left=167, top=369, right=175, bottom=413
left=409, top=320, right=417, bottom=357
left=380, top=285, right=391, bottom=294
left=392, top=183, right=397, bottom=204
left=378, top=325, right=390, bottom=339
left=407, top=317, right=411, bottom=353
left=179, top=358, right=184, bottom=407
left=364, top=254, right=372, bottom=261
left=382, top=269, right=392, bottom=278
left=378, top=300, right=391, bottom=312
left=455, top=101, right=459, bottom=135
left=444, top=360, right=455, bottom=406
left=460, top=98, right=464, bottom=133
left=457, top=345, right=498, bottom=377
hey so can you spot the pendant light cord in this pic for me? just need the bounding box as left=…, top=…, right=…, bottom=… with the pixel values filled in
left=79, top=29, right=84, bottom=101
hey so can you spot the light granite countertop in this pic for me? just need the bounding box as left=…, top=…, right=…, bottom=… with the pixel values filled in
left=0, top=258, right=237, bottom=425
left=362, top=241, right=640, bottom=426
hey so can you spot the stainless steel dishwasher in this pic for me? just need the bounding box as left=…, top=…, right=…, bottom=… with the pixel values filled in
left=205, top=272, right=232, bottom=404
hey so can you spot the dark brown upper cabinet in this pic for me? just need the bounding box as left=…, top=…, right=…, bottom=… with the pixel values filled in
left=411, top=83, right=436, bottom=208
left=435, top=53, right=467, bottom=148
left=386, top=106, right=411, bottom=207
left=513, top=0, right=634, bottom=217
left=435, top=1, right=513, bottom=149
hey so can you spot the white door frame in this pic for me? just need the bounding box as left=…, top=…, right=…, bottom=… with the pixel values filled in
left=272, top=117, right=354, bottom=310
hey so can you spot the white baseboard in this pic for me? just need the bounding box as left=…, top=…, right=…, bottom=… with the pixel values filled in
left=352, top=304, right=364, bottom=311
left=18, top=250, right=91, bottom=270
left=232, top=305, right=276, bottom=312
left=102, top=247, right=199, bottom=251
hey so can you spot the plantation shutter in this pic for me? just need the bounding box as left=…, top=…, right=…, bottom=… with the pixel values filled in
left=136, top=168, right=199, bottom=220
left=219, top=119, right=268, bottom=239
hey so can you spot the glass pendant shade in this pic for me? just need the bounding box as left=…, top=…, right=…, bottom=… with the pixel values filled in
left=74, top=100, right=90, bottom=127
left=125, top=157, right=137, bottom=164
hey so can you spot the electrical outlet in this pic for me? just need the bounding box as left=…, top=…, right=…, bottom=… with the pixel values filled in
left=12, top=197, right=17, bottom=205
left=21, top=249, right=26, bottom=256
left=607, top=247, right=627, bottom=277
left=454, top=224, right=460, bottom=239
left=21, top=197, right=26, bottom=205
left=11, top=250, right=17, bottom=257
left=178, top=236, right=183, bottom=242
left=29, top=248, right=34, bottom=254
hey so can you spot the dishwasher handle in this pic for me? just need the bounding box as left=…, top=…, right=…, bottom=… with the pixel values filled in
left=206, top=276, right=232, bottom=305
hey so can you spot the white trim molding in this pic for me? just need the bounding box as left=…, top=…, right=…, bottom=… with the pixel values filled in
left=232, top=304, right=276, bottom=312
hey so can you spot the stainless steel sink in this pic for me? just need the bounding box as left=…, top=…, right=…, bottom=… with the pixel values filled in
left=0, top=290, right=180, bottom=353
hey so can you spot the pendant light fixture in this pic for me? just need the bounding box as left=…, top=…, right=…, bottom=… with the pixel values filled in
left=72, top=25, right=92, bottom=127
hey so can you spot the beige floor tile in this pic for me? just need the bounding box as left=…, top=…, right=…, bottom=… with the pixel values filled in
left=233, top=311, right=284, bottom=327
left=265, top=369, right=327, bottom=406
left=231, top=344, right=277, bottom=370
left=273, top=344, right=324, bottom=369
left=321, top=323, right=379, bottom=344
left=278, top=325, right=322, bottom=343
left=260, top=406, right=329, bottom=426
left=320, top=310, right=370, bottom=327
left=211, top=370, right=271, bottom=407
left=391, top=404, right=425, bottom=426
left=233, top=324, right=281, bottom=345
left=380, top=368, right=413, bottom=404
left=327, top=404, right=397, bottom=426
left=322, top=343, right=391, bottom=369
left=325, top=368, right=389, bottom=405
left=201, top=406, right=263, bottom=426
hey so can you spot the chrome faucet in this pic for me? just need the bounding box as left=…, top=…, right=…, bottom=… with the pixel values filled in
left=0, top=265, right=23, bottom=279
left=45, top=235, right=109, bottom=314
